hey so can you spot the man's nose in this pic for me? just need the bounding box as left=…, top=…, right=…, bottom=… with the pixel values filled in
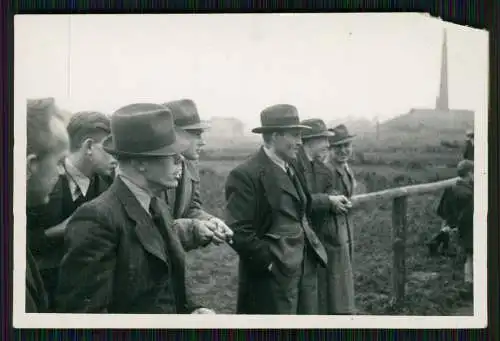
left=198, top=136, right=206, bottom=147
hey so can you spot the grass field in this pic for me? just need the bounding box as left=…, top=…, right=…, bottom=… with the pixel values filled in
left=184, top=155, right=473, bottom=315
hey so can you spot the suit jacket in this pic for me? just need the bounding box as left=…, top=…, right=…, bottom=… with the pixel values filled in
left=55, top=177, right=200, bottom=313
left=27, top=171, right=112, bottom=270
left=167, top=159, right=213, bottom=220
left=26, top=248, right=48, bottom=313
left=225, top=147, right=327, bottom=313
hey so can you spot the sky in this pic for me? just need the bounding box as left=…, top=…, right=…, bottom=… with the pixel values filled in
left=15, top=13, right=488, bottom=133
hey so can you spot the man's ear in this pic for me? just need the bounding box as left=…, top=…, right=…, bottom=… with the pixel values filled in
left=26, top=154, right=38, bottom=179
left=132, top=159, right=147, bottom=173
left=82, top=138, right=94, bottom=156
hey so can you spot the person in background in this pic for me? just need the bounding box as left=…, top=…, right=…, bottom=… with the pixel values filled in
left=27, top=111, right=116, bottom=310
left=463, top=130, right=474, bottom=161
left=26, top=98, right=70, bottom=312
left=434, top=160, right=474, bottom=298
left=162, top=99, right=233, bottom=244
left=296, top=119, right=356, bottom=314
left=429, top=130, right=474, bottom=256
left=56, top=103, right=218, bottom=313
left=322, top=123, right=357, bottom=314
left=225, top=104, right=328, bottom=314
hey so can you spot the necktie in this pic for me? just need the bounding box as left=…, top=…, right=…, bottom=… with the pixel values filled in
left=286, top=165, right=306, bottom=204
left=149, top=197, right=164, bottom=227
left=73, top=185, right=83, bottom=202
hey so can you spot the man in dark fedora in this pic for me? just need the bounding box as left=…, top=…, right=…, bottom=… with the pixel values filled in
left=225, top=104, right=328, bottom=314
left=55, top=103, right=217, bottom=313
left=28, top=111, right=116, bottom=310
left=26, top=98, right=70, bottom=312
left=322, top=123, right=357, bottom=314
left=162, top=99, right=233, bottom=244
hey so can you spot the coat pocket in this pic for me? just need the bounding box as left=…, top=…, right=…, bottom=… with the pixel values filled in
left=263, top=230, right=304, bottom=277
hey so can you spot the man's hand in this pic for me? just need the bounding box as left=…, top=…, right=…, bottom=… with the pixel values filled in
left=208, top=217, right=234, bottom=244
left=191, top=307, right=216, bottom=314
left=193, top=220, right=227, bottom=245
left=329, top=195, right=352, bottom=214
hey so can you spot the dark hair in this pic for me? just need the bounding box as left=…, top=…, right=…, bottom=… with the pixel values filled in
left=457, top=159, right=474, bottom=177
left=66, top=111, right=111, bottom=151
left=27, top=98, right=63, bottom=157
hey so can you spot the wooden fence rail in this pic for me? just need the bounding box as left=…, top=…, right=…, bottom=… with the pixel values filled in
left=350, top=177, right=460, bottom=308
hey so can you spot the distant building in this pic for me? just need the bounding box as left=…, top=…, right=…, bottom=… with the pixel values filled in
left=204, top=117, right=246, bottom=145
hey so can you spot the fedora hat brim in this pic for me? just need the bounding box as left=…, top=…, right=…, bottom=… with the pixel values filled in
left=252, top=124, right=312, bottom=134
left=302, top=130, right=335, bottom=140
left=329, top=135, right=356, bottom=146
left=179, top=121, right=211, bottom=131
left=102, top=129, right=190, bottom=157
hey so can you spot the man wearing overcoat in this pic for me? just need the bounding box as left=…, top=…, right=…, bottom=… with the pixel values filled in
left=321, top=123, right=357, bottom=314
left=162, top=99, right=233, bottom=245
left=225, top=104, right=328, bottom=314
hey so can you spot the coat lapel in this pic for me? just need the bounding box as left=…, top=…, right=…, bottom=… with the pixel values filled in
left=256, top=148, right=303, bottom=221
left=114, top=178, right=169, bottom=265
left=153, top=198, right=186, bottom=268
left=174, top=159, right=198, bottom=218
left=333, top=164, right=353, bottom=197
left=257, top=148, right=301, bottom=202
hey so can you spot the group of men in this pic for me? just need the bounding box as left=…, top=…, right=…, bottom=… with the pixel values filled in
left=26, top=98, right=359, bottom=315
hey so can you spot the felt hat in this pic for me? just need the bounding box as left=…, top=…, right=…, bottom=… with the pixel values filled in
left=328, top=124, right=356, bottom=146
left=162, top=99, right=210, bottom=131
left=102, top=103, right=189, bottom=157
left=301, top=118, right=335, bottom=140
left=252, top=104, right=311, bottom=134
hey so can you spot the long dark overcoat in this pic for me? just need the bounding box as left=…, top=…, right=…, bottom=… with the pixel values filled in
left=315, top=159, right=356, bottom=314
left=225, top=147, right=328, bottom=314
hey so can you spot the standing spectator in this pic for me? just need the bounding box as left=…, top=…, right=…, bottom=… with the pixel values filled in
left=225, top=104, right=328, bottom=314
left=454, top=160, right=474, bottom=299
left=322, top=124, right=357, bottom=314
left=27, top=111, right=116, bottom=310
left=26, top=98, right=70, bottom=312
left=162, top=99, right=233, bottom=244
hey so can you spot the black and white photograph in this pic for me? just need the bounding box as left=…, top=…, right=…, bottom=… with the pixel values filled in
left=14, top=13, right=488, bottom=328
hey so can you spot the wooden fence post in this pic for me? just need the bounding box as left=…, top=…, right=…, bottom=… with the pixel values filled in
left=392, top=195, right=408, bottom=308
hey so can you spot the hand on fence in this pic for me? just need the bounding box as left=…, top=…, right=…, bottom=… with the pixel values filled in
left=329, top=195, right=352, bottom=214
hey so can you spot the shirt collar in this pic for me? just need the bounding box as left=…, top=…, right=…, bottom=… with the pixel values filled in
left=263, top=145, right=288, bottom=173
left=118, top=172, right=153, bottom=215
left=65, top=158, right=91, bottom=201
